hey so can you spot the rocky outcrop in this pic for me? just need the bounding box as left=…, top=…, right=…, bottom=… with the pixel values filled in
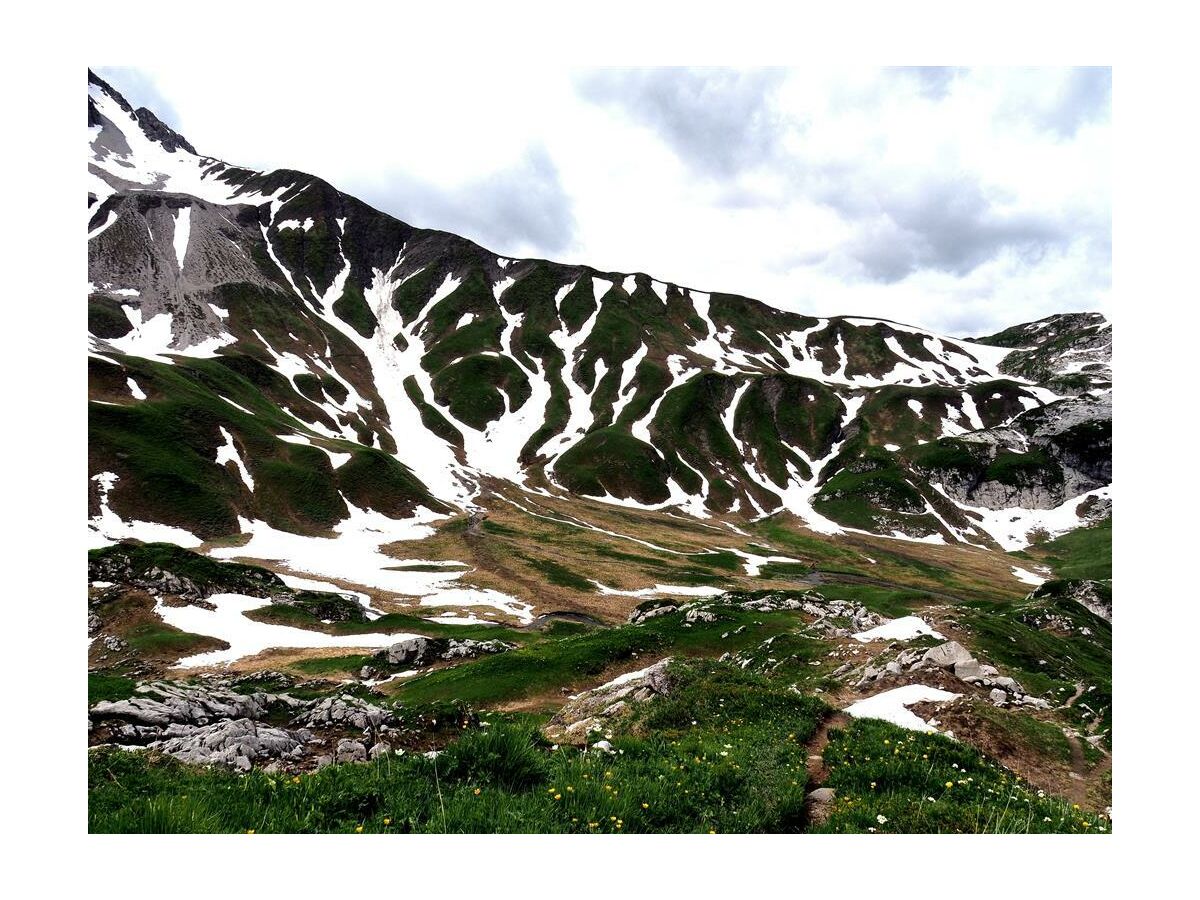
left=88, top=680, right=410, bottom=770
left=88, top=543, right=286, bottom=601
left=542, top=658, right=674, bottom=745
left=1042, top=580, right=1112, bottom=624
left=850, top=640, right=1049, bottom=710
left=375, top=636, right=514, bottom=668
left=152, top=718, right=310, bottom=770
left=628, top=601, right=679, bottom=625
left=291, top=695, right=395, bottom=731
left=90, top=681, right=300, bottom=727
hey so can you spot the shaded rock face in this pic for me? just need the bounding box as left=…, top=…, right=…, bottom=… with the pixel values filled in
left=1058, top=580, right=1112, bottom=623
left=925, top=393, right=1112, bottom=513
left=133, top=107, right=197, bottom=155
left=542, top=658, right=674, bottom=745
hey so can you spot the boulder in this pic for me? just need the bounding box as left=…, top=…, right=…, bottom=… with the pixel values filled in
left=989, top=688, right=1008, bottom=706
left=991, top=676, right=1025, bottom=694
left=921, top=641, right=974, bottom=669
left=336, top=739, right=368, bottom=764
left=381, top=637, right=434, bottom=667
left=953, top=658, right=985, bottom=680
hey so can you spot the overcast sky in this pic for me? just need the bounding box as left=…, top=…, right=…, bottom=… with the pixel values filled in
left=98, top=66, right=1110, bottom=336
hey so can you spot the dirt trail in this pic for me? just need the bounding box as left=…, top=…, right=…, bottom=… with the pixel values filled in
left=1061, top=730, right=1089, bottom=804
left=1062, top=682, right=1087, bottom=709
left=804, top=710, right=852, bottom=784
left=799, top=709, right=851, bottom=830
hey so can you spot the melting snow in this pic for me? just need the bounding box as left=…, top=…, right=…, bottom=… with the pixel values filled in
left=417, top=590, right=534, bottom=625
left=852, top=616, right=944, bottom=643
left=172, top=207, right=191, bottom=271
left=718, top=546, right=800, bottom=576
left=215, top=427, right=254, bottom=491
left=932, top=484, right=1111, bottom=552
left=276, top=218, right=315, bottom=231
left=88, top=472, right=202, bottom=549
left=591, top=581, right=725, bottom=598
left=206, top=503, right=531, bottom=629
left=610, top=343, right=648, bottom=422
left=101, top=307, right=235, bottom=364
left=844, top=684, right=961, bottom=733
left=1011, top=566, right=1047, bottom=586
left=154, top=593, right=413, bottom=668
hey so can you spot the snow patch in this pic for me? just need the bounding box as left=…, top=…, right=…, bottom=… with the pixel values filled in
left=88, top=472, right=202, bottom=549
left=155, top=593, right=413, bottom=668
left=172, top=206, right=191, bottom=271
left=1011, top=566, right=1047, bottom=586
left=215, top=427, right=254, bottom=491
left=590, top=581, right=725, bottom=598
left=844, top=684, right=961, bottom=733
left=852, top=616, right=944, bottom=643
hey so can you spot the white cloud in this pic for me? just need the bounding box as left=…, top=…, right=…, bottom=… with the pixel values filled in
left=96, top=66, right=1109, bottom=336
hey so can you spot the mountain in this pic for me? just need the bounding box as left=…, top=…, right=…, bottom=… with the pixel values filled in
left=87, top=71, right=1111, bottom=555
left=87, top=71, right=1112, bottom=832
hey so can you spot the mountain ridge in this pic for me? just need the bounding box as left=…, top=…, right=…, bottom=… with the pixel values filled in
left=87, top=70, right=1111, bottom=556
left=85, top=70, right=1114, bottom=830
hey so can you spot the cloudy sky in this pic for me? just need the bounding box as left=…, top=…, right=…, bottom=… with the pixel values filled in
left=98, top=66, right=1109, bottom=336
